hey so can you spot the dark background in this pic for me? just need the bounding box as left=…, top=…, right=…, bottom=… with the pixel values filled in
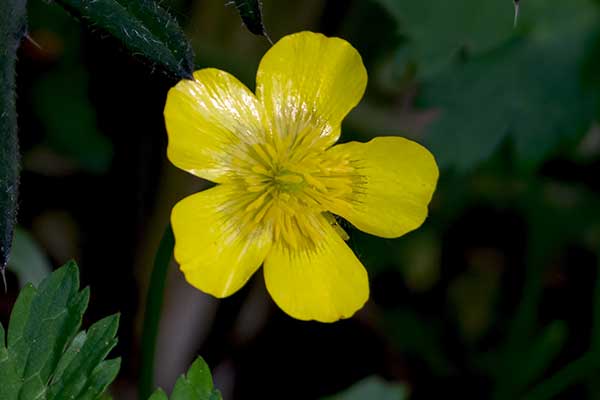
left=4, top=0, right=600, bottom=398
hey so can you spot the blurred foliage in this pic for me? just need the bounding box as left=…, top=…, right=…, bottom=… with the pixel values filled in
left=376, top=0, right=600, bottom=172
left=7, top=227, right=51, bottom=287
left=26, top=2, right=113, bottom=173
left=322, top=376, right=407, bottom=400
left=421, top=32, right=595, bottom=171
left=377, top=0, right=514, bottom=76
left=0, top=261, right=120, bottom=400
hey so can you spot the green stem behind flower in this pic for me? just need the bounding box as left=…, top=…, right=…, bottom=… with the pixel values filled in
left=139, top=224, right=175, bottom=399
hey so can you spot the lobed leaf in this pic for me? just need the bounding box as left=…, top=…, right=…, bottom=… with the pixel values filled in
left=47, top=315, right=120, bottom=399
left=376, top=0, right=513, bottom=75
left=376, top=0, right=596, bottom=75
left=53, top=0, right=195, bottom=79
left=171, top=357, right=222, bottom=400
left=421, top=27, right=597, bottom=172
left=0, top=261, right=120, bottom=400
left=151, top=357, right=222, bottom=400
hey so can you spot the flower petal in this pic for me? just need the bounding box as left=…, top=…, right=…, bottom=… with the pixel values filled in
left=263, top=216, right=369, bottom=322
left=256, top=31, right=367, bottom=149
left=328, top=136, right=439, bottom=238
left=164, top=68, right=265, bottom=183
left=172, top=185, right=272, bottom=298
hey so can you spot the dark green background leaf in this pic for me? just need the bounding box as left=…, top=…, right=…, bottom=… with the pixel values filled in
left=232, top=0, right=267, bottom=37
left=54, top=0, right=195, bottom=79
left=376, top=0, right=513, bottom=75
left=421, top=27, right=597, bottom=171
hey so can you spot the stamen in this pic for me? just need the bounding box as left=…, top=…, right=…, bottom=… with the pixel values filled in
left=276, top=174, right=303, bottom=184
left=227, top=136, right=360, bottom=248
left=245, top=189, right=271, bottom=211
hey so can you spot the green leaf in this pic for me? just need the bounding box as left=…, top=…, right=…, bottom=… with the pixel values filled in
left=524, top=353, right=597, bottom=400
left=0, top=0, right=26, bottom=270
left=139, top=224, right=174, bottom=399
left=32, top=67, right=113, bottom=173
left=171, top=357, right=222, bottom=400
left=148, top=388, right=169, bottom=400
left=376, top=0, right=513, bottom=75
left=385, top=310, right=453, bottom=375
left=76, top=358, right=121, bottom=400
left=421, top=27, right=596, bottom=172
left=151, top=357, right=221, bottom=400
left=47, top=315, right=120, bottom=399
left=0, top=261, right=121, bottom=400
left=514, top=321, right=568, bottom=391
left=53, top=0, right=194, bottom=79
left=0, top=323, right=19, bottom=400
left=376, top=0, right=597, bottom=75
left=322, top=376, right=408, bottom=400
left=232, top=0, right=268, bottom=38
left=8, top=227, right=52, bottom=287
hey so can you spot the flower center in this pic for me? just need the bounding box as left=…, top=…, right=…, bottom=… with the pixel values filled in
left=226, top=141, right=360, bottom=249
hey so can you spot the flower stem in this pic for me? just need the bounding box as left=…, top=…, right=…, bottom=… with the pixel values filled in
left=139, top=224, right=175, bottom=399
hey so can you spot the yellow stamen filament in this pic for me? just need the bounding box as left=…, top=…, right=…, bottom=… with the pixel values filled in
left=223, top=132, right=363, bottom=249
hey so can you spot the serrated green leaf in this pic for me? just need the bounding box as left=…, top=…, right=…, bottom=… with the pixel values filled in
left=53, top=0, right=194, bottom=79
left=77, top=358, right=121, bottom=400
left=171, top=357, right=222, bottom=400
left=232, top=0, right=267, bottom=37
left=421, top=27, right=596, bottom=172
left=323, top=376, right=407, bottom=400
left=11, top=262, right=84, bottom=384
left=0, top=323, right=19, bottom=400
left=147, top=357, right=221, bottom=400
left=0, top=261, right=120, bottom=400
left=47, top=314, right=119, bottom=399
left=0, top=0, right=26, bottom=270
left=52, top=331, right=87, bottom=385
left=6, top=283, right=36, bottom=349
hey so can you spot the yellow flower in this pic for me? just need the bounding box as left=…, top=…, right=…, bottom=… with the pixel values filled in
left=164, top=31, right=438, bottom=322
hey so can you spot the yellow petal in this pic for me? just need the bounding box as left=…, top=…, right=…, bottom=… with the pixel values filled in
left=328, top=136, right=439, bottom=238
left=171, top=185, right=271, bottom=298
left=256, top=31, right=367, bottom=149
left=164, top=69, right=265, bottom=183
left=263, top=215, right=369, bottom=322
